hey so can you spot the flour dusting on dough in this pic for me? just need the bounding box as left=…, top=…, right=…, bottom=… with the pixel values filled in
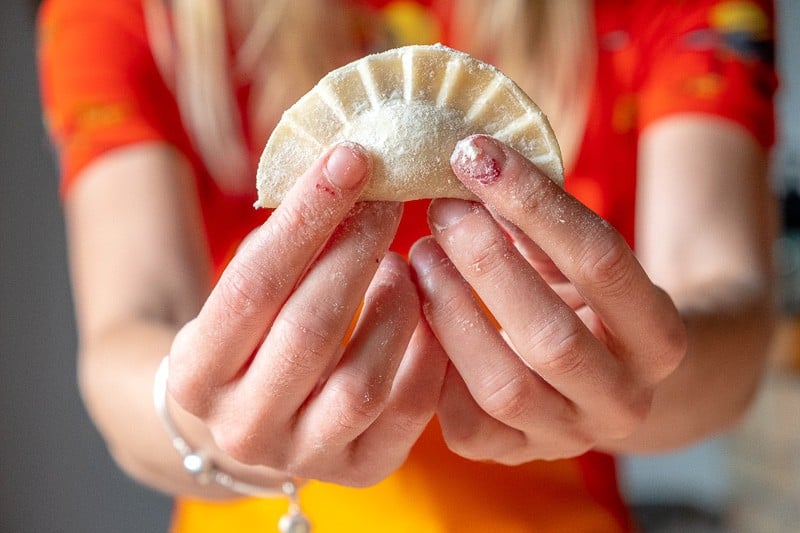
left=255, top=44, right=563, bottom=207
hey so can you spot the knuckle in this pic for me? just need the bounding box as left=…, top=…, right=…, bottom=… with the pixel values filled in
left=528, top=316, right=588, bottom=378
left=213, top=421, right=265, bottom=466
left=166, top=368, right=207, bottom=417
left=167, top=322, right=209, bottom=416
left=272, top=314, right=336, bottom=377
left=422, top=283, right=482, bottom=331
left=440, top=420, right=489, bottom=462
left=444, top=436, right=484, bottom=462
left=216, top=263, right=265, bottom=327
left=477, top=373, right=535, bottom=426
left=274, top=334, right=325, bottom=381
left=328, top=379, right=387, bottom=432
left=538, top=346, right=585, bottom=379
left=378, top=387, right=440, bottom=440
left=169, top=320, right=197, bottom=359
left=272, top=194, right=315, bottom=236
left=423, top=287, right=465, bottom=319
left=290, top=303, right=341, bottom=347
left=574, top=230, right=632, bottom=298
left=385, top=411, right=431, bottom=439
left=167, top=364, right=212, bottom=419
left=465, top=234, right=509, bottom=281
left=212, top=410, right=290, bottom=468
left=651, top=295, right=688, bottom=379
left=515, top=173, right=553, bottom=215
left=342, top=460, right=387, bottom=488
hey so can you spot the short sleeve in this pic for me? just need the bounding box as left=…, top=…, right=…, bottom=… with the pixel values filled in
left=37, top=0, right=188, bottom=194
left=636, top=0, right=777, bottom=147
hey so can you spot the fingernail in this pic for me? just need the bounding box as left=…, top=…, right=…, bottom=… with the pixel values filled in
left=450, top=135, right=506, bottom=185
left=377, top=252, right=406, bottom=277
left=429, top=199, right=479, bottom=233
left=409, top=237, right=448, bottom=276
left=325, top=142, right=370, bottom=190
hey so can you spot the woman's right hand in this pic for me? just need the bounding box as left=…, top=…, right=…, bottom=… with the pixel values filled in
left=167, top=142, right=448, bottom=487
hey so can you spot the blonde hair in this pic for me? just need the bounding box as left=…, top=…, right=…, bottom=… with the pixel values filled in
left=144, top=0, right=594, bottom=191
left=451, top=0, right=595, bottom=173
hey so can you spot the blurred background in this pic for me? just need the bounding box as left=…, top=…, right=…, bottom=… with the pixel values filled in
left=1, top=1, right=797, bottom=532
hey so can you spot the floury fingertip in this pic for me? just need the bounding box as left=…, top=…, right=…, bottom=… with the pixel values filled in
left=451, top=135, right=506, bottom=185
left=324, top=142, right=370, bottom=190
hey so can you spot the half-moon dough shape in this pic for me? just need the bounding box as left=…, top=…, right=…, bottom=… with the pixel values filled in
left=256, top=44, right=563, bottom=208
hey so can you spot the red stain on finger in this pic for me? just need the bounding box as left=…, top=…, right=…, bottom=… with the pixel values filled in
left=462, top=155, right=502, bottom=185
left=315, top=182, right=338, bottom=197
left=451, top=135, right=506, bottom=185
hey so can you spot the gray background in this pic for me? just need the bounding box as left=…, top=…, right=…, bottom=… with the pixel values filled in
left=1, top=1, right=797, bottom=532
left=0, top=1, right=172, bottom=531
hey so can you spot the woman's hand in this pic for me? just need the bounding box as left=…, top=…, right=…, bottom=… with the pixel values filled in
left=168, top=142, right=447, bottom=487
left=409, top=134, right=687, bottom=464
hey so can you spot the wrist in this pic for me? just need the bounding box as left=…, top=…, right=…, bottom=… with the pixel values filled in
left=154, top=356, right=311, bottom=531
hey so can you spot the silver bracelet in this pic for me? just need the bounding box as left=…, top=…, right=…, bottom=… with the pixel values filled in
left=153, top=356, right=311, bottom=533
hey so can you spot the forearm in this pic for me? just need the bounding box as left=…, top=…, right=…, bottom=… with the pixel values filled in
left=600, top=281, right=774, bottom=453
left=80, top=319, right=225, bottom=498
left=605, top=117, right=778, bottom=453
left=66, top=145, right=288, bottom=499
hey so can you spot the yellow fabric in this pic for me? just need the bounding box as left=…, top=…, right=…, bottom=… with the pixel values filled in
left=172, top=424, right=625, bottom=532
left=381, top=1, right=441, bottom=46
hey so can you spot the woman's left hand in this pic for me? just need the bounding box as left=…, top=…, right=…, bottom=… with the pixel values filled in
left=409, top=134, right=688, bottom=464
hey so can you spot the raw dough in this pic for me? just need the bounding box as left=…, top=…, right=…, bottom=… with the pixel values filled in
left=256, top=44, right=562, bottom=208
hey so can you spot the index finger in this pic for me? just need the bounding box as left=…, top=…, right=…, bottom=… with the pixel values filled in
left=449, top=135, right=685, bottom=382
left=171, top=142, right=373, bottom=392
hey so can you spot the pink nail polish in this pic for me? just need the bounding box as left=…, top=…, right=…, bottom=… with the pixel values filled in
left=451, top=135, right=506, bottom=185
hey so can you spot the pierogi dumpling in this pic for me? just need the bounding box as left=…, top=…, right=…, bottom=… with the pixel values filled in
left=256, top=44, right=563, bottom=208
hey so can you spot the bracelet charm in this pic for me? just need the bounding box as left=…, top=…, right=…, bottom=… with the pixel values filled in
left=153, top=356, right=311, bottom=531
left=279, top=480, right=311, bottom=533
